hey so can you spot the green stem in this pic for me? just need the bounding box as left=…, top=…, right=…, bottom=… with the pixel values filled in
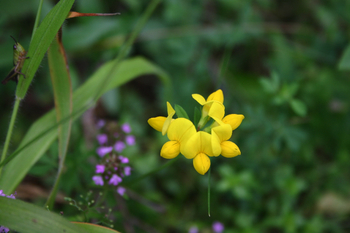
left=0, top=97, right=21, bottom=178
left=208, top=167, right=211, bottom=217
left=31, top=0, right=44, bottom=43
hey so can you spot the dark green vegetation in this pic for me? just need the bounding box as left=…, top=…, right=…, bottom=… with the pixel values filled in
left=1, top=0, right=350, bottom=232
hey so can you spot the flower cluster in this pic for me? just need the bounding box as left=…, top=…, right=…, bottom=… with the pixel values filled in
left=148, top=89, right=244, bottom=175
left=0, top=190, right=16, bottom=233
left=92, top=121, right=135, bottom=196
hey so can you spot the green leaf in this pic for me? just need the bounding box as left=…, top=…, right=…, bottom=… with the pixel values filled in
left=46, top=28, right=73, bottom=208
left=175, top=104, right=189, bottom=119
left=339, top=44, right=350, bottom=70
left=16, top=0, right=75, bottom=99
left=290, top=98, right=307, bottom=116
left=72, top=222, right=121, bottom=233
left=0, top=197, right=122, bottom=233
left=0, top=57, right=170, bottom=194
left=0, top=197, right=82, bottom=233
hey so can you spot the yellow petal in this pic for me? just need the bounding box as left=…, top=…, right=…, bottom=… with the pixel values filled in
left=192, top=94, right=206, bottom=105
left=221, top=141, right=241, bottom=158
left=212, top=124, right=232, bottom=142
left=167, top=118, right=196, bottom=143
left=148, top=116, right=166, bottom=132
left=207, top=89, right=224, bottom=103
left=162, top=102, right=176, bottom=135
left=193, top=153, right=211, bottom=175
left=160, top=141, right=180, bottom=159
left=208, top=102, right=225, bottom=123
left=223, top=114, right=244, bottom=130
left=182, top=131, right=215, bottom=159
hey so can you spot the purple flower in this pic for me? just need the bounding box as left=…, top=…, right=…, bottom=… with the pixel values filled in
left=124, top=166, right=132, bottom=176
left=0, top=190, right=5, bottom=197
left=96, top=146, right=113, bottom=157
left=114, top=141, right=125, bottom=152
left=92, top=176, right=104, bottom=186
left=0, top=190, right=16, bottom=199
left=119, top=156, right=129, bottom=164
left=121, top=123, right=131, bottom=133
left=96, top=134, right=108, bottom=145
left=109, top=174, right=122, bottom=186
left=125, top=135, right=136, bottom=145
left=0, top=226, right=9, bottom=233
left=188, top=226, right=198, bottom=233
left=117, top=187, right=126, bottom=196
left=95, top=165, right=105, bottom=173
left=97, top=120, right=105, bottom=128
left=212, top=221, right=224, bottom=233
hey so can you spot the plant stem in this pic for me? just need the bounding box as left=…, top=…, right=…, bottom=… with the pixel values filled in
left=0, top=97, right=21, bottom=178
left=31, top=0, right=44, bottom=43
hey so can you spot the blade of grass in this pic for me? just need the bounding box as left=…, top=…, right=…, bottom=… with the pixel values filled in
left=16, top=0, right=75, bottom=99
left=45, top=28, right=73, bottom=208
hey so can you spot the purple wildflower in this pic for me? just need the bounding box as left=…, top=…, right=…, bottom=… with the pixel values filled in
left=121, top=123, right=131, bottom=133
left=125, top=135, right=136, bottom=145
left=0, top=226, right=9, bottom=233
left=95, top=165, right=105, bottom=173
left=96, top=134, right=108, bottom=145
left=119, top=156, right=129, bottom=164
left=188, top=226, right=198, bottom=233
left=109, top=174, right=122, bottom=186
left=212, top=221, right=224, bottom=233
left=124, top=166, right=132, bottom=176
left=97, top=120, right=105, bottom=128
left=96, top=146, right=113, bottom=157
left=117, top=187, right=126, bottom=196
left=114, top=141, right=125, bottom=152
left=92, top=176, right=104, bottom=186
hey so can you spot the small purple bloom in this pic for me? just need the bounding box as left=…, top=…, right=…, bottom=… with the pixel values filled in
left=114, top=141, right=125, bottom=152
left=96, top=146, right=113, bottom=157
left=0, top=190, right=5, bottom=197
left=95, top=165, right=105, bottom=173
left=124, top=166, right=132, bottom=176
left=212, top=221, right=224, bottom=233
left=92, top=176, right=104, bottom=186
left=121, top=123, right=131, bottom=133
left=0, top=226, right=10, bottom=233
left=97, top=120, right=105, bottom=128
left=188, top=226, right=198, bottom=233
left=119, top=156, right=129, bottom=164
left=126, top=135, right=136, bottom=145
left=117, top=187, right=126, bottom=196
left=96, top=134, right=108, bottom=145
left=109, top=174, right=122, bottom=186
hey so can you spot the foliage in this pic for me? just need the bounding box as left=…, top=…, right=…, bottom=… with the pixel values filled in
left=0, top=0, right=350, bottom=232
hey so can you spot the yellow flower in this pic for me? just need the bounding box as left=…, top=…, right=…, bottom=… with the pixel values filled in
left=160, top=118, right=196, bottom=159
left=182, top=131, right=221, bottom=175
left=192, top=89, right=224, bottom=118
left=211, top=124, right=241, bottom=158
left=208, top=100, right=244, bottom=131
left=148, top=102, right=175, bottom=135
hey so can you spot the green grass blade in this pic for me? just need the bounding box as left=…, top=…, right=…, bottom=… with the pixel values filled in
left=46, top=29, right=73, bottom=208
left=0, top=197, right=123, bottom=233
left=0, top=57, right=170, bottom=194
left=16, top=0, right=75, bottom=99
left=0, top=197, right=82, bottom=233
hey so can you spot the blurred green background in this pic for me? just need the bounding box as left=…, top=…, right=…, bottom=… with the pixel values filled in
left=1, top=0, right=350, bottom=232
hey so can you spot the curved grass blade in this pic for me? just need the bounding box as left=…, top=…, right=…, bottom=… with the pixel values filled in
left=0, top=197, right=123, bottom=233
left=16, top=0, right=75, bottom=99
left=45, top=27, right=73, bottom=208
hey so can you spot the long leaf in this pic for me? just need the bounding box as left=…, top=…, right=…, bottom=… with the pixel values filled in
left=0, top=57, right=170, bottom=194
left=46, top=28, right=73, bottom=207
left=16, top=0, right=75, bottom=99
left=0, top=197, right=121, bottom=233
